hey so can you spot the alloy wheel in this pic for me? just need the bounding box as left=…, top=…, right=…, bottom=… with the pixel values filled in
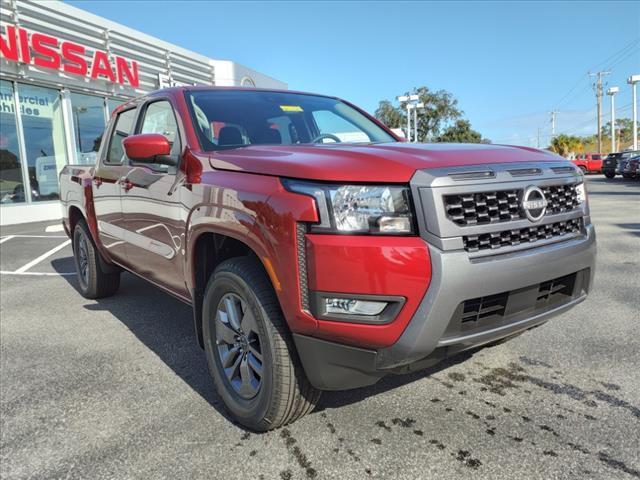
left=77, top=234, right=89, bottom=287
left=215, top=293, right=264, bottom=399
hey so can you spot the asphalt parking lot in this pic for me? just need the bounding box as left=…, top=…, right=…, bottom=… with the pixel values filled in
left=1, top=176, right=639, bottom=480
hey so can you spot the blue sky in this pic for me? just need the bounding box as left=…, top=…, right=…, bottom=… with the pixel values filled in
left=68, top=0, right=639, bottom=146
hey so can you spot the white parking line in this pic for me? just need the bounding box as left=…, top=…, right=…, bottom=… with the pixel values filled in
left=45, top=224, right=65, bottom=233
left=0, top=271, right=76, bottom=276
left=14, top=240, right=71, bottom=273
left=0, top=235, right=67, bottom=239
left=0, top=235, right=15, bottom=244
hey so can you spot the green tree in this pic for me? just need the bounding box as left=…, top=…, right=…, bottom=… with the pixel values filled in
left=375, top=86, right=465, bottom=141
left=549, top=134, right=584, bottom=157
left=435, top=119, right=490, bottom=143
left=601, top=118, right=633, bottom=149
left=374, top=100, right=404, bottom=130
left=405, top=86, right=463, bottom=141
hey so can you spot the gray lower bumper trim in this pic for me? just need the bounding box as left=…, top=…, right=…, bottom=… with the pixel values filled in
left=376, top=224, right=596, bottom=369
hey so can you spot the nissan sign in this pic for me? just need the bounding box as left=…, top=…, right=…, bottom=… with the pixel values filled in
left=0, top=25, right=139, bottom=88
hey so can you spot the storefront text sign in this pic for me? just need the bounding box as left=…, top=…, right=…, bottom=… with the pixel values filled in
left=0, top=25, right=139, bottom=88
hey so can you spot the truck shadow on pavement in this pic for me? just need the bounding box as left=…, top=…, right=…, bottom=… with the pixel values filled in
left=52, top=258, right=474, bottom=427
left=617, top=223, right=640, bottom=238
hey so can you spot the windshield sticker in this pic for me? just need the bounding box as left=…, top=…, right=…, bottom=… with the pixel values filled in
left=280, top=105, right=303, bottom=112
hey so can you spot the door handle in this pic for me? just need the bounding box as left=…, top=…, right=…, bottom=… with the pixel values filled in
left=119, top=176, right=134, bottom=192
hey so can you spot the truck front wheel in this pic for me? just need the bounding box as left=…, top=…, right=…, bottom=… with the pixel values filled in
left=604, top=171, right=615, bottom=179
left=72, top=219, right=120, bottom=299
left=203, top=256, right=320, bottom=431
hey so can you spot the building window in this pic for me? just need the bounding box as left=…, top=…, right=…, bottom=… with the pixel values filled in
left=16, top=84, right=68, bottom=201
left=107, top=98, right=124, bottom=116
left=0, top=80, right=25, bottom=204
left=70, top=93, right=106, bottom=165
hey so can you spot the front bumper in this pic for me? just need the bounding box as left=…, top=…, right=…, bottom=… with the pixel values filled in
left=295, top=224, right=596, bottom=390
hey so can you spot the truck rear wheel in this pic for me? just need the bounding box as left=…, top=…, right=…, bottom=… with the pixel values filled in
left=578, top=166, right=587, bottom=174
left=202, top=256, right=320, bottom=431
left=72, top=219, right=120, bottom=299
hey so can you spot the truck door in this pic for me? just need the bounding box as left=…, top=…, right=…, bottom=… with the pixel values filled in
left=92, top=107, right=138, bottom=266
left=120, top=99, right=188, bottom=298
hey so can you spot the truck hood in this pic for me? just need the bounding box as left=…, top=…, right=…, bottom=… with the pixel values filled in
left=207, top=142, right=564, bottom=183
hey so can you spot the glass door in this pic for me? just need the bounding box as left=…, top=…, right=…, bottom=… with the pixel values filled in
left=16, top=84, right=68, bottom=202
left=70, top=93, right=108, bottom=165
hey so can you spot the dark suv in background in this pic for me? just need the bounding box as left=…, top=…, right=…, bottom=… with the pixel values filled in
left=622, top=155, right=640, bottom=179
left=602, top=150, right=640, bottom=179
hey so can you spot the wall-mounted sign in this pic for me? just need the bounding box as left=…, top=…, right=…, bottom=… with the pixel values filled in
left=157, top=73, right=195, bottom=89
left=0, top=89, right=54, bottom=117
left=0, top=25, right=140, bottom=88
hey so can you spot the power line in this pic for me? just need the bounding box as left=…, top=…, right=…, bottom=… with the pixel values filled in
left=552, top=76, right=589, bottom=110
left=589, top=37, right=640, bottom=71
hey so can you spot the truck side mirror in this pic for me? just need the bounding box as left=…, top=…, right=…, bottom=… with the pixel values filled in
left=123, top=134, right=174, bottom=168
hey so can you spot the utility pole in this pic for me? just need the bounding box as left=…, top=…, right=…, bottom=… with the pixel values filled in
left=590, top=71, right=610, bottom=154
left=628, top=75, right=639, bottom=150
left=537, top=127, right=541, bottom=148
left=606, top=87, right=619, bottom=153
left=550, top=110, right=558, bottom=139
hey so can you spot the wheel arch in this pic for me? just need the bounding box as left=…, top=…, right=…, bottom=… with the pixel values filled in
left=189, top=228, right=279, bottom=348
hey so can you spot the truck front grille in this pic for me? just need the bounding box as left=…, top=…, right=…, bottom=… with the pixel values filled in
left=444, top=183, right=580, bottom=226
left=463, top=218, right=582, bottom=252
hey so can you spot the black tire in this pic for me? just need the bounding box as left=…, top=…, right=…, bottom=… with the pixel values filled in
left=72, top=219, right=120, bottom=299
left=604, top=170, right=615, bottom=179
left=622, top=173, right=632, bottom=179
left=578, top=166, right=587, bottom=175
left=202, top=256, right=320, bottom=431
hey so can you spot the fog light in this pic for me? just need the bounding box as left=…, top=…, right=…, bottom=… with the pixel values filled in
left=325, top=298, right=387, bottom=316
left=377, top=216, right=411, bottom=233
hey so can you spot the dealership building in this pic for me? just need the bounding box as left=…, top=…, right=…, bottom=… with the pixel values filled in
left=0, top=0, right=286, bottom=226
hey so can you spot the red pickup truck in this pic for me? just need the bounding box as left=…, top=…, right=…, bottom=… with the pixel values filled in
left=571, top=152, right=603, bottom=174
left=59, top=87, right=596, bottom=431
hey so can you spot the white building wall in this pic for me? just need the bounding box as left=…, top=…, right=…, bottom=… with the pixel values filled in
left=210, top=60, right=287, bottom=90
left=0, top=0, right=286, bottom=226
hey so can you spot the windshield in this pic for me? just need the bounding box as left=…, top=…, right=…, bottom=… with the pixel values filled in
left=186, top=90, right=396, bottom=151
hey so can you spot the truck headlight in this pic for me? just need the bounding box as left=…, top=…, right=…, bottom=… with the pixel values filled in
left=283, top=180, right=415, bottom=234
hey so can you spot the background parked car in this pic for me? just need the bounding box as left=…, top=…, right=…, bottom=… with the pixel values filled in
left=602, top=150, right=640, bottom=179
left=622, top=155, right=640, bottom=179
left=571, top=152, right=603, bottom=174
left=617, top=152, right=640, bottom=179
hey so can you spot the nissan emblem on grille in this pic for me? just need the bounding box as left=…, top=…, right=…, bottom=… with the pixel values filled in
left=521, top=185, right=548, bottom=222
